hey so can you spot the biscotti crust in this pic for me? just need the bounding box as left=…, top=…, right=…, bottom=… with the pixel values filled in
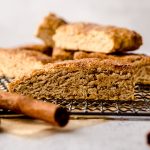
left=74, top=51, right=150, bottom=64
left=9, top=58, right=135, bottom=101
left=36, top=13, right=67, bottom=47
left=74, top=51, right=150, bottom=84
left=53, top=23, right=142, bottom=53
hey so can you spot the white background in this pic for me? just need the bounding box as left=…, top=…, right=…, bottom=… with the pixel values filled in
left=0, top=0, right=149, bottom=54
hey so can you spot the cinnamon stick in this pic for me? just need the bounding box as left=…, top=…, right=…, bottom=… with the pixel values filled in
left=0, top=92, right=69, bottom=127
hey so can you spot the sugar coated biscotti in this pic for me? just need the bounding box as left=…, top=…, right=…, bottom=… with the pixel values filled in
left=9, top=58, right=136, bottom=101
left=74, top=51, right=150, bottom=84
left=36, top=13, right=67, bottom=47
left=53, top=23, right=142, bottom=53
left=0, top=49, right=52, bottom=78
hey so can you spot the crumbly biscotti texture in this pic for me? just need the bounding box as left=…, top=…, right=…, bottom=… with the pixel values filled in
left=0, top=49, right=52, bottom=78
left=13, top=44, right=53, bottom=56
left=52, top=48, right=74, bottom=61
left=9, top=58, right=135, bottom=101
left=53, top=23, right=142, bottom=53
left=74, top=51, right=150, bottom=84
left=36, top=13, right=67, bottom=47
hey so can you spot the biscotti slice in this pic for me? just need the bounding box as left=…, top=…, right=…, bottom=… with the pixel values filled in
left=36, top=13, right=67, bottom=47
left=9, top=58, right=135, bottom=101
left=74, top=51, right=150, bottom=84
left=0, top=49, right=52, bottom=78
left=52, top=48, right=74, bottom=61
left=121, top=54, right=150, bottom=85
left=53, top=23, right=142, bottom=53
left=13, top=44, right=53, bottom=56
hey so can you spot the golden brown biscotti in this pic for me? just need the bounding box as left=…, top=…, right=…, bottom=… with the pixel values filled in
left=13, top=44, right=53, bottom=56
left=36, top=13, right=67, bottom=47
left=9, top=58, right=136, bottom=101
left=0, top=49, right=53, bottom=78
left=52, top=48, right=74, bottom=61
left=74, top=51, right=150, bottom=84
left=53, top=23, right=142, bottom=53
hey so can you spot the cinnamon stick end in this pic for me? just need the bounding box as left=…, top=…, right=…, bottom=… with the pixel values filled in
left=55, top=107, right=70, bottom=127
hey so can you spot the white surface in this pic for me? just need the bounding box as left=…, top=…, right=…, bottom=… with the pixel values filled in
left=0, top=1, right=150, bottom=150
left=0, top=121, right=150, bottom=150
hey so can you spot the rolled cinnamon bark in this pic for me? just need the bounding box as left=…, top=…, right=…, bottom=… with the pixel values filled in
left=0, top=92, right=69, bottom=127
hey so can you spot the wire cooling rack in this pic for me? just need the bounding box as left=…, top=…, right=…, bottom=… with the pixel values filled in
left=0, top=76, right=150, bottom=120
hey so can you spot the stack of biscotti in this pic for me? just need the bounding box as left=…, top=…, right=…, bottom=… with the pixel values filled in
left=35, top=13, right=149, bottom=85
left=7, top=13, right=150, bottom=101
left=35, top=13, right=73, bottom=61
left=51, top=19, right=149, bottom=85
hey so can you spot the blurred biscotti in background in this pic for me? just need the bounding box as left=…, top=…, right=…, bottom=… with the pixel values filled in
left=0, top=48, right=53, bottom=78
left=36, top=13, right=67, bottom=47
left=53, top=23, right=142, bottom=53
left=52, top=47, right=74, bottom=61
left=13, top=44, right=53, bottom=56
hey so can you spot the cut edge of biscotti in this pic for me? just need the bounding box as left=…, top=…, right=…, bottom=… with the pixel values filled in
left=9, top=58, right=136, bottom=101
left=36, top=13, right=67, bottom=47
left=53, top=22, right=143, bottom=53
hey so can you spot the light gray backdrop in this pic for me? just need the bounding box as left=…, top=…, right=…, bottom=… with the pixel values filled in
left=0, top=0, right=149, bottom=54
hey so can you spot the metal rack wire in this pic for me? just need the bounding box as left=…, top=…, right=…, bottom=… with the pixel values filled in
left=0, top=76, right=150, bottom=120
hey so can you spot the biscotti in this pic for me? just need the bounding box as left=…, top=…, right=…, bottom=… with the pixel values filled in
left=74, top=51, right=150, bottom=84
left=52, top=48, right=74, bottom=61
left=14, top=44, right=53, bottom=56
left=0, top=49, right=52, bottom=78
left=53, top=23, right=142, bottom=53
left=9, top=58, right=136, bottom=101
left=36, top=13, right=67, bottom=47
